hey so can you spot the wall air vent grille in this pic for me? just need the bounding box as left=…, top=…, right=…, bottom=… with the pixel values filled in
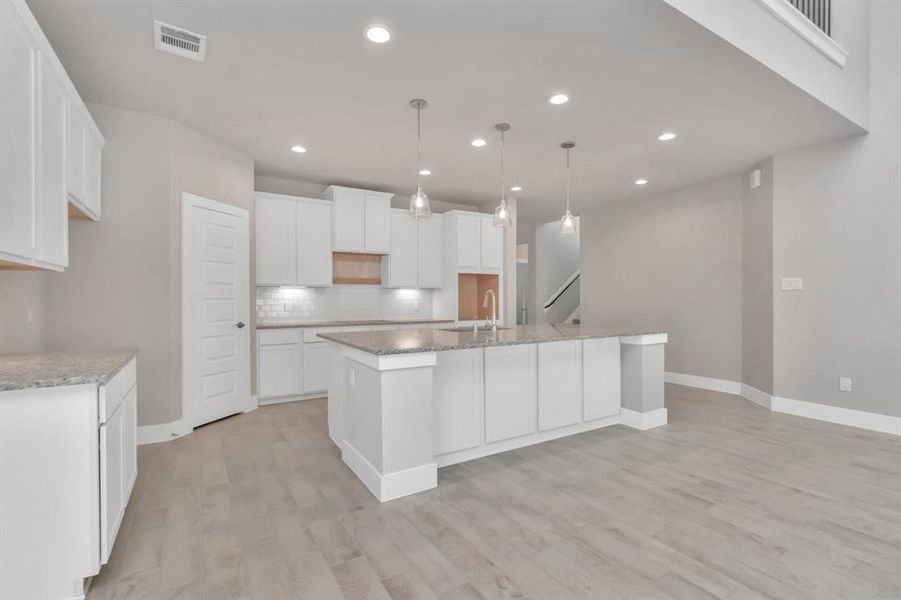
left=154, top=20, right=206, bottom=62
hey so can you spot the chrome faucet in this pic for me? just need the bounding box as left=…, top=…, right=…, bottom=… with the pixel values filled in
left=482, top=289, right=498, bottom=331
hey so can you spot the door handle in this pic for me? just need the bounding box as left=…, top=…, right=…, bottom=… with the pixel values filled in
left=236, top=321, right=245, bottom=329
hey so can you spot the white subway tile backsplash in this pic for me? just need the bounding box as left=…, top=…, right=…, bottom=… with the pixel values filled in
left=256, top=285, right=433, bottom=323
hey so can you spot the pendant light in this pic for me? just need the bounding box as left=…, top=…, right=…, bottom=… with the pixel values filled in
left=560, top=141, right=576, bottom=235
left=409, top=99, right=432, bottom=219
left=493, top=123, right=512, bottom=228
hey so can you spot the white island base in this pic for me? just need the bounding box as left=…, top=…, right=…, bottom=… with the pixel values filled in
left=327, top=333, right=667, bottom=502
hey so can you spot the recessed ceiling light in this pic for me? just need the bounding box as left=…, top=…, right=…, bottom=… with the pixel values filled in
left=364, top=25, right=391, bottom=44
left=635, top=178, right=648, bottom=185
left=658, top=132, right=676, bottom=141
left=471, top=139, right=486, bottom=147
left=419, top=169, right=431, bottom=176
left=548, top=93, right=570, bottom=105
left=510, top=186, right=522, bottom=192
left=291, top=145, right=307, bottom=153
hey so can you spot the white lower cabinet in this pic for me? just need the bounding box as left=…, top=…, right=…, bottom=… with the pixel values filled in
left=538, top=340, right=583, bottom=432
left=484, top=344, right=537, bottom=443
left=582, top=337, right=622, bottom=420
left=302, top=342, right=329, bottom=393
left=100, top=402, right=125, bottom=563
left=433, top=348, right=483, bottom=455
left=258, top=342, right=301, bottom=398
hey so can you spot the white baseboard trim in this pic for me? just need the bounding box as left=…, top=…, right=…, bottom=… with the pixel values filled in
left=341, top=441, right=437, bottom=502
left=740, top=383, right=773, bottom=409
left=621, top=408, right=668, bottom=430
left=771, top=396, right=901, bottom=436
left=665, top=371, right=741, bottom=395
left=258, top=392, right=326, bottom=406
left=137, top=419, right=191, bottom=445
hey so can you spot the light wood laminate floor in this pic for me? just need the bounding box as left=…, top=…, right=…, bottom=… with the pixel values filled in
left=88, top=385, right=901, bottom=600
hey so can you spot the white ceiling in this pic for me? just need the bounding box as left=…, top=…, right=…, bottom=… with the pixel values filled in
left=28, top=0, right=861, bottom=221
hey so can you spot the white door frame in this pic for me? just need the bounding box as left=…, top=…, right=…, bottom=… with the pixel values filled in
left=181, top=192, right=253, bottom=428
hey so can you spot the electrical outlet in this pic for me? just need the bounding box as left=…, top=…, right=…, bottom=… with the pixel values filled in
left=781, top=277, right=803, bottom=291
left=839, top=377, right=852, bottom=392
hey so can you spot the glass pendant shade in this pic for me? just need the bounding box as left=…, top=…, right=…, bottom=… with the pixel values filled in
left=560, top=141, right=576, bottom=235
left=560, top=208, right=576, bottom=234
left=494, top=201, right=511, bottom=227
left=493, top=123, right=512, bottom=228
left=409, top=99, right=432, bottom=219
left=410, top=188, right=431, bottom=219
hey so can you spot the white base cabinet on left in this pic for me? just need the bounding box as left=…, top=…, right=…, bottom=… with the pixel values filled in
left=0, top=356, right=137, bottom=600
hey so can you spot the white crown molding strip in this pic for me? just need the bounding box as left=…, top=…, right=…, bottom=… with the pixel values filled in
left=753, top=0, right=849, bottom=67
left=665, top=371, right=742, bottom=395
left=137, top=419, right=191, bottom=445
left=771, top=396, right=901, bottom=436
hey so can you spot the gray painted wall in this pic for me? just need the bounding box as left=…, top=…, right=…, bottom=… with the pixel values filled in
left=0, top=272, right=47, bottom=353
left=43, top=104, right=254, bottom=427
left=742, top=158, right=774, bottom=394
left=581, top=175, right=744, bottom=382
left=770, top=0, right=900, bottom=417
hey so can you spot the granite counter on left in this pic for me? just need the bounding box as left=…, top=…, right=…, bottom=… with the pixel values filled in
left=0, top=348, right=138, bottom=391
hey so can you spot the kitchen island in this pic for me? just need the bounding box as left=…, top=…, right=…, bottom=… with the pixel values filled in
left=321, top=324, right=667, bottom=502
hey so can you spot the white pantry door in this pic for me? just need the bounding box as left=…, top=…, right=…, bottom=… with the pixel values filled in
left=182, top=193, right=252, bottom=428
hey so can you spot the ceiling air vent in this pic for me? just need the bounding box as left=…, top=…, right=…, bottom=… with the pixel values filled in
left=154, top=20, right=206, bottom=62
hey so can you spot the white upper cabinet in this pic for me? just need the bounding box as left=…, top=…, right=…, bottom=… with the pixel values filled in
left=363, top=193, right=391, bottom=253
left=296, top=200, right=332, bottom=286
left=0, top=2, right=38, bottom=262
left=480, top=215, right=503, bottom=270
left=255, top=192, right=332, bottom=287
left=455, top=213, right=482, bottom=269
left=384, top=209, right=418, bottom=288
left=417, top=213, right=443, bottom=288
left=449, top=211, right=503, bottom=272
left=0, top=0, right=103, bottom=271
left=325, top=186, right=392, bottom=254
left=255, top=194, right=296, bottom=285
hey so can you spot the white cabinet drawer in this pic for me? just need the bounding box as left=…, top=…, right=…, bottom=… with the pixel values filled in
left=99, top=357, right=136, bottom=423
left=259, top=328, right=301, bottom=345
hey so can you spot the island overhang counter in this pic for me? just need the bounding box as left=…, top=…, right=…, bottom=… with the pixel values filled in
left=320, top=324, right=667, bottom=502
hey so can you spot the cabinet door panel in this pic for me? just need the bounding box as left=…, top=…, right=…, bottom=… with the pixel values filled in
left=297, top=201, right=332, bottom=286
left=364, top=194, right=391, bottom=253
left=387, top=209, right=417, bottom=287
left=37, top=52, right=67, bottom=266
left=480, top=216, right=503, bottom=269
left=255, top=196, right=296, bottom=285
left=122, top=383, right=137, bottom=501
left=333, top=193, right=364, bottom=252
left=302, top=342, right=329, bottom=393
left=538, top=340, right=582, bottom=431
left=455, top=214, right=481, bottom=269
left=583, top=337, right=621, bottom=420
left=66, top=100, right=86, bottom=206
left=100, top=403, right=125, bottom=564
left=258, top=343, right=301, bottom=399
left=484, top=344, right=536, bottom=443
left=434, top=348, right=482, bottom=455
left=84, top=128, right=102, bottom=218
left=0, top=5, right=37, bottom=258
left=418, top=214, right=442, bottom=288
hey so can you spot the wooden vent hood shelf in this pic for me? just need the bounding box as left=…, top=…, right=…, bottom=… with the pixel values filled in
left=333, top=252, right=382, bottom=285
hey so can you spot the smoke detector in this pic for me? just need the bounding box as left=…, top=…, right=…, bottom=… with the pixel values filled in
left=154, top=20, right=206, bottom=62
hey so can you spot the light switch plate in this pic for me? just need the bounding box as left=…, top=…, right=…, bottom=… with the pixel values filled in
left=781, top=277, right=803, bottom=290
left=839, top=377, right=852, bottom=392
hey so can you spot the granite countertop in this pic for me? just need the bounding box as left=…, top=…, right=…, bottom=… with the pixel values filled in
left=0, top=348, right=138, bottom=392
left=257, top=318, right=455, bottom=329
left=319, top=323, right=666, bottom=355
